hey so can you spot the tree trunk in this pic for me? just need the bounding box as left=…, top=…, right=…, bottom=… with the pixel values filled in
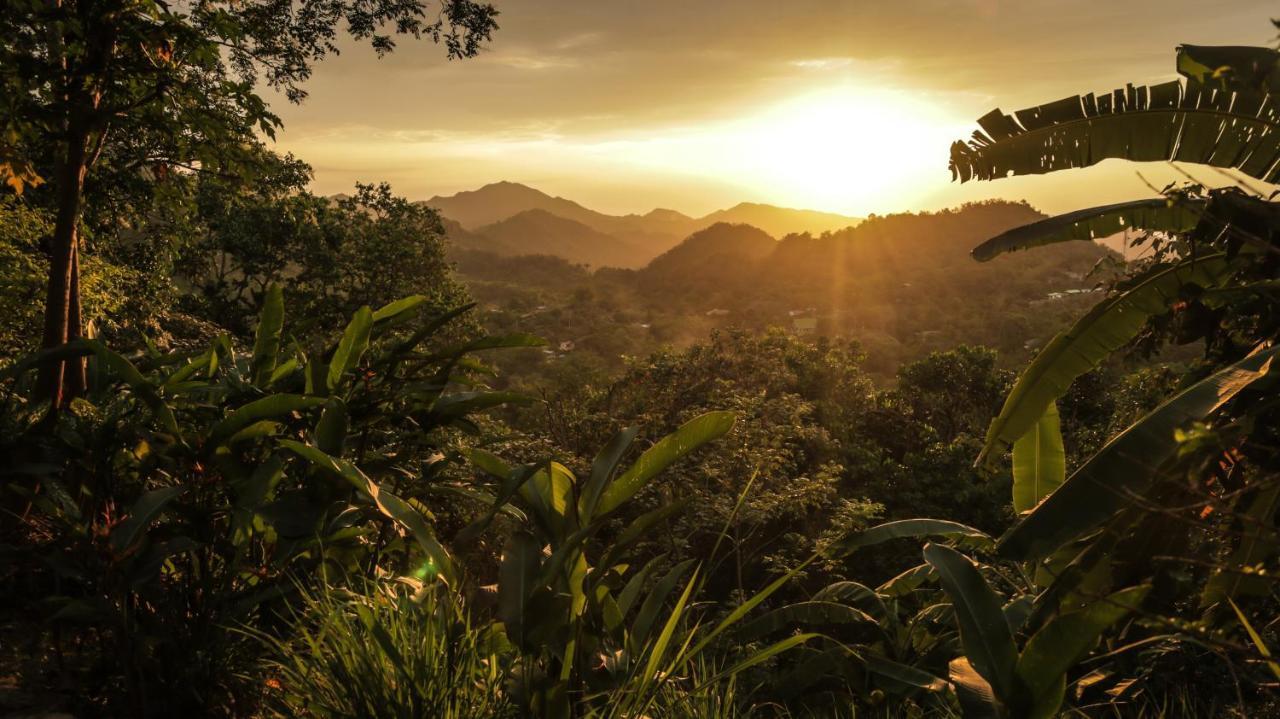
left=37, top=122, right=90, bottom=410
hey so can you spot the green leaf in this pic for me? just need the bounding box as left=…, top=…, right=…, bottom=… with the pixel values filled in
left=110, top=486, right=185, bottom=555
left=628, top=559, right=696, bottom=657
left=327, top=305, right=373, bottom=391
left=579, top=426, right=639, bottom=524
left=971, top=198, right=1201, bottom=262
left=923, top=543, right=1018, bottom=705
left=206, top=394, right=326, bottom=451
left=596, top=412, right=735, bottom=518
left=1012, top=402, right=1065, bottom=514
left=315, top=398, right=348, bottom=456
left=999, top=344, right=1280, bottom=560
left=251, top=283, right=284, bottom=386
left=371, top=295, right=427, bottom=324
left=862, top=653, right=949, bottom=692
left=812, top=581, right=890, bottom=622
left=830, top=518, right=991, bottom=558
left=279, top=440, right=454, bottom=584
left=497, top=531, right=542, bottom=649
left=978, top=254, right=1232, bottom=466
left=1016, top=585, right=1149, bottom=709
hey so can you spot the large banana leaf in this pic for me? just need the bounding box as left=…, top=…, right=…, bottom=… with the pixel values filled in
left=924, top=543, right=1018, bottom=706
left=998, top=344, right=1280, bottom=561
left=950, top=52, right=1280, bottom=184
left=971, top=198, right=1202, bottom=262
left=1011, top=402, right=1065, bottom=514
left=978, top=254, right=1232, bottom=465
left=594, top=411, right=735, bottom=518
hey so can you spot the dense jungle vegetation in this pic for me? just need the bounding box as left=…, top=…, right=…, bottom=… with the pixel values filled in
left=3, top=3, right=1280, bottom=717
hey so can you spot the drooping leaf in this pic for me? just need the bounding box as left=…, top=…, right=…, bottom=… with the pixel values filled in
left=279, top=440, right=454, bottom=583
left=978, top=254, right=1232, bottom=466
left=251, top=283, right=284, bottom=386
left=971, top=198, right=1201, bottom=262
left=1012, top=402, right=1066, bottom=514
left=923, top=543, right=1018, bottom=705
left=812, top=581, right=890, bottom=622
left=999, top=344, right=1280, bottom=560
left=830, top=518, right=992, bottom=558
left=595, top=411, right=735, bottom=518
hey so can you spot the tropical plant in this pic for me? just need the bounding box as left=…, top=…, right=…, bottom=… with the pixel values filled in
left=939, top=36, right=1280, bottom=716
left=1, top=288, right=539, bottom=715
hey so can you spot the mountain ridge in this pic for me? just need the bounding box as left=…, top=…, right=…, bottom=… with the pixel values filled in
left=425, top=181, right=863, bottom=268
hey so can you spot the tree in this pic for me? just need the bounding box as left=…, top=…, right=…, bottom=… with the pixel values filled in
left=0, top=0, right=498, bottom=409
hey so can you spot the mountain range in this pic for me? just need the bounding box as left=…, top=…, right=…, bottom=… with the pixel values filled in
left=424, top=181, right=862, bottom=268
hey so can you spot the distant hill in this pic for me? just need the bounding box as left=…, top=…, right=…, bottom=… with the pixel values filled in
left=469, top=209, right=649, bottom=269
left=424, top=181, right=862, bottom=268
left=698, top=202, right=861, bottom=238
left=639, top=223, right=777, bottom=301
left=452, top=200, right=1117, bottom=380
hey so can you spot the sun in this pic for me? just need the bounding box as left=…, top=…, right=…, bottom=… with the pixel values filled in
left=716, top=88, right=965, bottom=215
left=565, top=85, right=966, bottom=216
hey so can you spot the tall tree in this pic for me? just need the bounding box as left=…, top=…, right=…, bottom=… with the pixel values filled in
left=0, top=0, right=498, bottom=408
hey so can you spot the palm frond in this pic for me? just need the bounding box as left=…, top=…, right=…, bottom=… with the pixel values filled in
left=950, top=46, right=1280, bottom=184
left=972, top=198, right=1203, bottom=261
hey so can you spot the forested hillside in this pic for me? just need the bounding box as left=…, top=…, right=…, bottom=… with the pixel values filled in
left=457, top=199, right=1114, bottom=382
left=3, top=4, right=1280, bottom=719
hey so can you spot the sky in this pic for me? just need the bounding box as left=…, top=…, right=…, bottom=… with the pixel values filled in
left=270, top=0, right=1279, bottom=218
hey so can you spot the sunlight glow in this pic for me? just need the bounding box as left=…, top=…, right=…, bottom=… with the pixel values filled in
left=591, top=86, right=969, bottom=215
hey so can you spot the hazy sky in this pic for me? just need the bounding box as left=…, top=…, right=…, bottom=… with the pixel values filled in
left=271, top=1, right=1278, bottom=217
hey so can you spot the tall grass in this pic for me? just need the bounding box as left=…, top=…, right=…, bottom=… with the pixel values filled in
left=251, top=580, right=513, bottom=719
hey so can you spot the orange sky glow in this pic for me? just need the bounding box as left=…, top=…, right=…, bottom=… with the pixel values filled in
left=270, top=0, right=1280, bottom=217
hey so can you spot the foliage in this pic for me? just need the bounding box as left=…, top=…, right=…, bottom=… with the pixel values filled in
left=253, top=580, right=514, bottom=719
left=933, top=36, right=1280, bottom=718
left=0, top=291, right=537, bottom=715
left=182, top=180, right=469, bottom=336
